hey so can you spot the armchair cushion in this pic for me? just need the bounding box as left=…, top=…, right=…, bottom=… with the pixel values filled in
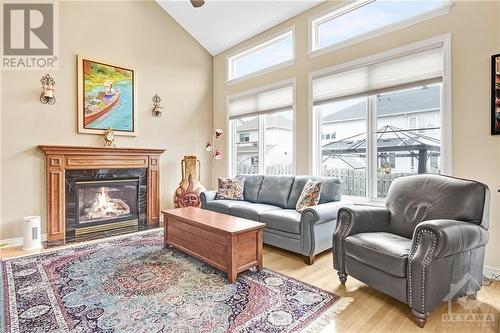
left=346, top=232, right=412, bottom=278
left=260, top=209, right=301, bottom=234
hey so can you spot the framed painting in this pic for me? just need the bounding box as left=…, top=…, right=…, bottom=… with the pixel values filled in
left=77, top=55, right=137, bottom=136
left=492, top=53, right=500, bottom=135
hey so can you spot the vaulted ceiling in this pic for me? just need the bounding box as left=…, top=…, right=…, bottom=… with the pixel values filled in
left=156, top=0, right=324, bottom=55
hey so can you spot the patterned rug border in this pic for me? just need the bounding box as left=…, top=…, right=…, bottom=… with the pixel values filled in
left=1, top=229, right=351, bottom=332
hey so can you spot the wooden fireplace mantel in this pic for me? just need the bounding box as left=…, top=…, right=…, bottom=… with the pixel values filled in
left=39, top=145, right=166, bottom=242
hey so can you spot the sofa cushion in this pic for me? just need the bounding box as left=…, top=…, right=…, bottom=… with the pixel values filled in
left=257, top=176, right=295, bottom=208
left=205, top=200, right=248, bottom=215
left=230, top=202, right=280, bottom=221
left=345, top=232, right=412, bottom=278
left=238, top=175, right=264, bottom=203
left=260, top=209, right=301, bottom=234
left=287, top=176, right=341, bottom=209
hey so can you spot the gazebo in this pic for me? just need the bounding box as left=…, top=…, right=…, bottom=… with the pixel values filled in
left=322, top=125, right=440, bottom=173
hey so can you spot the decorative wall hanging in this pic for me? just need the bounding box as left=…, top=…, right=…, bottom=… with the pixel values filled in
left=492, top=53, right=500, bottom=135
left=152, top=94, right=163, bottom=117
left=206, top=128, right=223, bottom=160
left=40, top=74, right=55, bottom=105
left=174, top=155, right=206, bottom=208
left=77, top=55, right=136, bottom=136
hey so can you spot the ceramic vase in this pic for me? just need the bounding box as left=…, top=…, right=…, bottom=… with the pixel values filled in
left=174, top=155, right=206, bottom=208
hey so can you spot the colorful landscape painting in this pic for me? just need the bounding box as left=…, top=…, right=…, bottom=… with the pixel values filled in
left=78, top=57, right=135, bottom=135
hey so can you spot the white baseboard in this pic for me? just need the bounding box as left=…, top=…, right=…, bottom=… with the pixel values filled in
left=483, top=265, right=500, bottom=279
left=1, top=234, right=47, bottom=248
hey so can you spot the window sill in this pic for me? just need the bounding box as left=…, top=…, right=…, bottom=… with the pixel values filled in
left=341, top=195, right=386, bottom=207
left=226, top=59, right=295, bottom=85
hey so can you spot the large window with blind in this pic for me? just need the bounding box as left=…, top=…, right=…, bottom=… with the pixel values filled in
left=312, top=40, right=449, bottom=199
left=228, top=82, right=294, bottom=176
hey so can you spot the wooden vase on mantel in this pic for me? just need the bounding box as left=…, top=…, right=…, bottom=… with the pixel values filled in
left=174, top=155, right=206, bottom=208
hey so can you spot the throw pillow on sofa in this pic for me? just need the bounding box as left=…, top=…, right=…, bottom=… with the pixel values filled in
left=296, top=179, right=322, bottom=212
left=216, top=177, right=245, bottom=200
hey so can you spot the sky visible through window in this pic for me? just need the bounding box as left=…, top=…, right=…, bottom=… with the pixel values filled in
left=232, top=34, right=293, bottom=79
left=317, top=0, right=444, bottom=49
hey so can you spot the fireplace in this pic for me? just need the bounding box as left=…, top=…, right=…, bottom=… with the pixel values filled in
left=75, top=178, right=139, bottom=236
left=65, top=168, right=147, bottom=241
left=39, top=145, right=165, bottom=243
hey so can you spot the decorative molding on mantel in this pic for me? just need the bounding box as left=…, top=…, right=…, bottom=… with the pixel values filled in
left=39, top=145, right=166, bottom=156
left=38, top=145, right=166, bottom=243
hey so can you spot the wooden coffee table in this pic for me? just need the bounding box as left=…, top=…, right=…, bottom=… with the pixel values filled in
left=162, top=207, right=265, bottom=283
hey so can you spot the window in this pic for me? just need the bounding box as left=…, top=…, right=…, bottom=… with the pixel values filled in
left=227, top=30, right=294, bottom=81
left=239, top=132, right=250, bottom=143
left=310, top=0, right=450, bottom=53
left=312, top=41, right=447, bottom=199
left=229, top=83, right=294, bottom=176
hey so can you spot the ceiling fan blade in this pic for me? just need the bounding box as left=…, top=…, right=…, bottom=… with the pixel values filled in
left=190, top=0, right=205, bottom=8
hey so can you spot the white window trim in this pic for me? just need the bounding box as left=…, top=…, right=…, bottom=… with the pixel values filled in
left=308, top=34, right=452, bottom=203
left=226, top=27, right=295, bottom=85
left=226, top=78, right=297, bottom=177
left=308, top=0, right=453, bottom=58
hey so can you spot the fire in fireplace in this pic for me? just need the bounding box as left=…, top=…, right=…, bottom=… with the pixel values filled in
left=75, top=179, right=139, bottom=236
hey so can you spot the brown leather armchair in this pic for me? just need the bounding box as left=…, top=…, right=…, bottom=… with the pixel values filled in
left=332, top=174, right=490, bottom=327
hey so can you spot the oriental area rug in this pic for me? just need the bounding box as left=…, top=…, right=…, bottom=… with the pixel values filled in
left=1, top=230, right=351, bottom=332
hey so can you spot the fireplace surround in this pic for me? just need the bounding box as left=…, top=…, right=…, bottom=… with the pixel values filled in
left=39, top=145, right=165, bottom=243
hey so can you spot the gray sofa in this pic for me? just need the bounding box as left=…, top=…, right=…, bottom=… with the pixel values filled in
left=332, top=174, right=490, bottom=327
left=201, top=175, right=348, bottom=264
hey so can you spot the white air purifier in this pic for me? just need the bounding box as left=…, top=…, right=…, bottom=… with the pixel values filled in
left=23, top=216, right=42, bottom=251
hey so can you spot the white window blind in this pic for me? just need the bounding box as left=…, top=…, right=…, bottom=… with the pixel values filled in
left=228, top=84, right=293, bottom=119
left=312, top=46, right=443, bottom=106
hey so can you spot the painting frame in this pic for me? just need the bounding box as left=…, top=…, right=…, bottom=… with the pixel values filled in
left=77, top=55, right=137, bottom=136
left=491, top=53, right=500, bottom=135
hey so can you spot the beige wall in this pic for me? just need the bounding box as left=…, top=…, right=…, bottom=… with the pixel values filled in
left=213, top=1, right=500, bottom=270
left=0, top=1, right=213, bottom=240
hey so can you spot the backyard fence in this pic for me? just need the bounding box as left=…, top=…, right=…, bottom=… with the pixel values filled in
left=238, top=164, right=410, bottom=197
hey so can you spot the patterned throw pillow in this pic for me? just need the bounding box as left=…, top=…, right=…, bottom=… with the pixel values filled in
left=296, top=179, right=323, bottom=212
left=216, top=177, right=245, bottom=200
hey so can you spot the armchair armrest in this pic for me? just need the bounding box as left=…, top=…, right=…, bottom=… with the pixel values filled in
left=411, top=219, right=489, bottom=259
left=408, top=219, right=489, bottom=315
left=332, top=205, right=391, bottom=276
left=200, top=190, right=217, bottom=208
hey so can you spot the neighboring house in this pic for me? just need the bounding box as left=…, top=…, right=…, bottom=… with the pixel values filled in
left=235, top=114, right=293, bottom=173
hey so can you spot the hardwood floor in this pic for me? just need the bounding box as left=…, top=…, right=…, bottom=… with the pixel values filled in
left=1, top=233, right=499, bottom=333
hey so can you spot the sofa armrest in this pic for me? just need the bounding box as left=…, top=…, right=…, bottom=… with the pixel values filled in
left=332, top=205, right=391, bottom=274
left=411, top=219, right=489, bottom=259
left=408, top=220, right=489, bottom=315
left=200, top=190, right=217, bottom=208
left=301, top=200, right=352, bottom=225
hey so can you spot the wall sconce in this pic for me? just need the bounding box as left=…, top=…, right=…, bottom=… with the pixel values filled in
left=152, top=94, right=163, bottom=117
left=40, top=74, right=55, bottom=105
left=206, top=128, right=223, bottom=160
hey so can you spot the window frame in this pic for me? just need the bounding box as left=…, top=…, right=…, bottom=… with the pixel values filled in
left=226, top=27, right=295, bottom=84
left=308, top=0, right=453, bottom=58
left=227, top=79, right=296, bottom=177
left=309, top=35, right=452, bottom=203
